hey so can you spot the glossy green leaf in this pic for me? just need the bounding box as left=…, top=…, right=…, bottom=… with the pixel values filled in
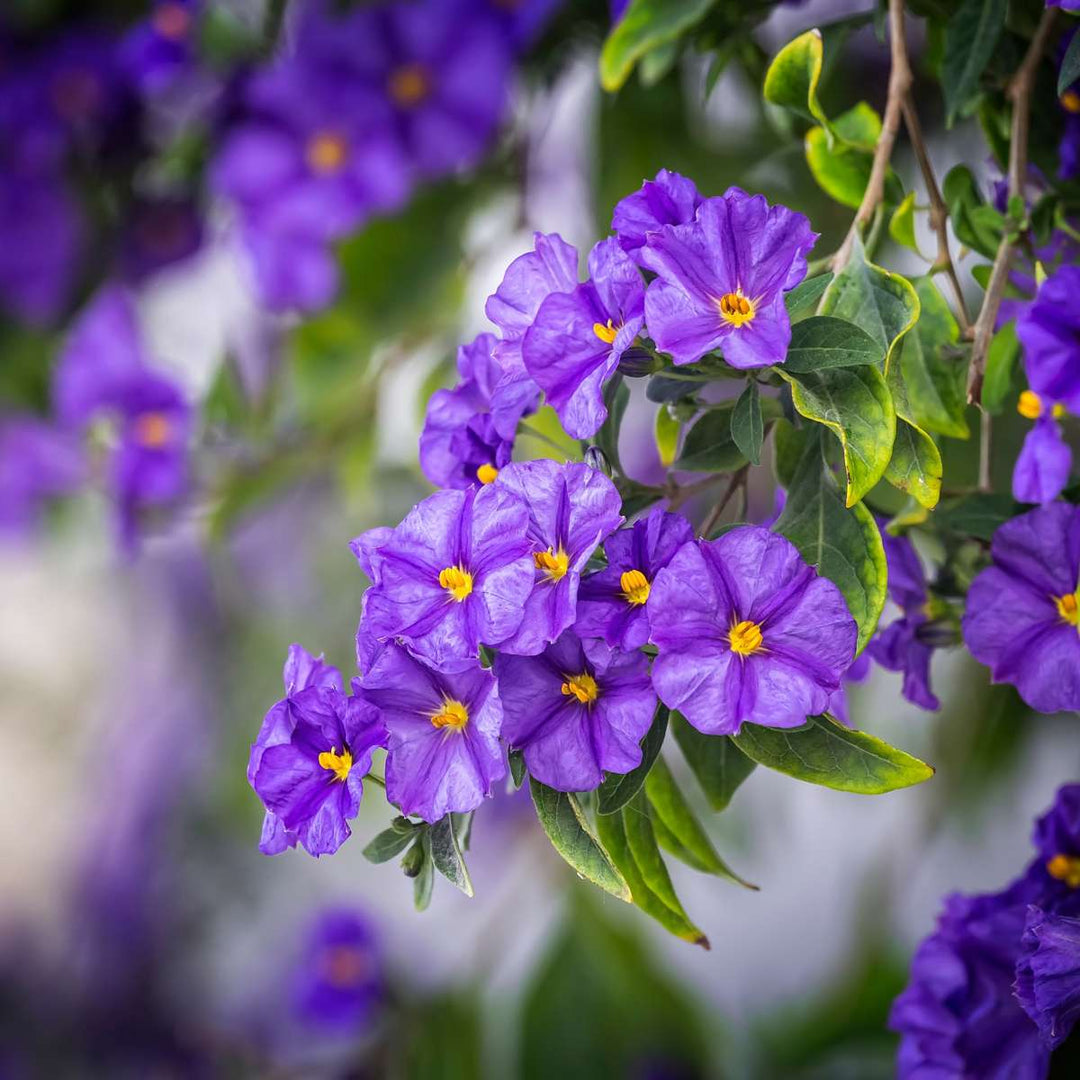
left=363, top=820, right=421, bottom=863
left=884, top=417, right=942, bottom=510
left=429, top=815, right=474, bottom=898
left=780, top=365, right=896, bottom=506
left=889, top=192, right=919, bottom=254
left=804, top=103, right=903, bottom=210
left=774, top=429, right=888, bottom=652
left=597, top=705, right=669, bottom=815
left=509, top=748, right=526, bottom=789
left=731, top=715, right=934, bottom=794
left=651, top=811, right=714, bottom=874
left=782, top=315, right=885, bottom=373
left=674, top=405, right=745, bottom=472
left=942, top=0, right=1006, bottom=124
left=731, top=381, right=764, bottom=466
left=413, top=832, right=435, bottom=911
left=599, top=0, right=719, bottom=92
left=670, top=712, right=756, bottom=812
left=982, top=321, right=1021, bottom=416
left=763, top=29, right=830, bottom=133
left=943, top=165, right=1002, bottom=259
left=530, top=779, right=632, bottom=902
left=644, top=756, right=756, bottom=889
left=785, top=273, right=833, bottom=322
left=654, top=405, right=680, bottom=467
left=595, top=375, right=629, bottom=476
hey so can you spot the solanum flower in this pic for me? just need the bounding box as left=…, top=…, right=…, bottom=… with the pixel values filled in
left=611, top=168, right=702, bottom=261
left=0, top=416, right=84, bottom=536
left=1015, top=907, right=1080, bottom=1049
left=1013, top=391, right=1072, bottom=506
left=1016, top=265, right=1080, bottom=415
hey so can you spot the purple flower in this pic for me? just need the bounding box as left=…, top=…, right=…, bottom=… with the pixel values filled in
left=119, top=196, right=203, bottom=283
left=493, top=459, right=624, bottom=656
left=867, top=531, right=942, bottom=711
left=647, top=525, right=856, bottom=735
left=1016, top=265, right=1080, bottom=415
left=0, top=416, right=85, bottom=535
left=120, top=1, right=200, bottom=96
left=1013, top=410, right=1072, bottom=506
left=495, top=630, right=655, bottom=792
left=419, top=333, right=513, bottom=489
left=1031, top=783, right=1080, bottom=901
left=356, top=483, right=535, bottom=667
left=292, top=908, right=382, bottom=1030
left=1048, top=1, right=1080, bottom=13
left=1015, top=906, right=1080, bottom=1049
left=481, top=0, right=563, bottom=50
left=485, top=231, right=579, bottom=439
left=249, top=644, right=385, bottom=857
left=827, top=649, right=871, bottom=727
left=356, top=643, right=505, bottom=822
left=962, top=502, right=1080, bottom=715
left=522, top=237, right=646, bottom=438
left=641, top=186, right=817, bottom=368
left=611, top=169, right=702, bottom=261
left=574, top=507, right=693, bottom=650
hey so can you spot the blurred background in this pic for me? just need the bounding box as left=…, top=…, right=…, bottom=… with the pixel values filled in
left=1, top=0, right=1078, bottom=1076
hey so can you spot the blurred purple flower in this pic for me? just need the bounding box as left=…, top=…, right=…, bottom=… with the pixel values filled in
left=495, top=630, right=655, bottom=792
left=0, top=416, right=85, bottom=535
left=1016, top=265, right=1080, bottom=415
left=611, top=168, right=702, bottom=261
left=120, top=1, right=201, bottom=96
left=641, top=186, right=817, bottom=368
left=119, top=196, right=203, bottom=282
left=522, top=237, right=645, bottom=438
left=648, top=525, right=856, bottom=735
left=827, top=649, right=871, bottom=727
left=1015, top=907, right=1080, bottom=1049
left=357, top=643, right=505, bottom=822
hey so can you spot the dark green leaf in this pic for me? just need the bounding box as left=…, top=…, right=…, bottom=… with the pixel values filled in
left=530, top=779, right=632, bottom=902
left=731, top=715, right=934, bottom=794
left=934, top=492, right=1020, bottom=541
left=597, top=705, right=669, bottom=815
left=674, top=405, right=746, bottom=472
left=785, top=273, right=833, bottom=322
left=772, top=418, right=808, bottom=490
left=414, top=832, right=435, bottom=911
left=731, top=381, right=764, bottom=466
left=616, top=477, right=665, bottom=518
left=671, top=711, right=756, bottom=812
left=1060, top=30, right=1080, bottom=97
left=595, top=375, right=630, bottom=477
left=363, top=823, right=420, bottom=864
left=509, top=748, right=527, bottom=789
left=943, top=165, right=1002, bottom=258
left=783, top=316, right=885, bottom=373
left=942, top=0, right=1006, bottom=124
left=429, top=815, right=474, bottom=898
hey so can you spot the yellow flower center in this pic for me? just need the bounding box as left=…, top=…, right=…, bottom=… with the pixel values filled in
left=306, top=131, right=349, bottom=176
left=561, top=672, right=599, bottom=705
left=152, top=2, right=192, bottom=40
left=476, top=463, right=499, bottom=484
left=1017, top=390, right=1067, bottom=421
left=593, top=319, right=618, bottom=345
left=438, top=564, right=473, bottom=602
left=717, top=290, right=756, bottom=328
left=1063, top=90, right=1080, bottom=114
left=620, top=569, right=650, bottom=606
left=728, top=619, right=764, bottom=656
left=534, top=546, right=569, bottom=583
left=430, top=698, right=469, bottom=731
left=388, top=63, right=430, bottom=108
left=1055, top=592, right=1080, bottom=626
left=133, top=411, right=172, bottom=449
left=1047, top=853, right=1080, bottom=888
left=322, top=945, right=369, bottom=988
left=318, top=745, right=353, bottom=782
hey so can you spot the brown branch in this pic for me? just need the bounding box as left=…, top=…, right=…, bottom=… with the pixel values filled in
left=968, top=7, right=1058, bottom=404
left=698, top=466, right=748, bottom=539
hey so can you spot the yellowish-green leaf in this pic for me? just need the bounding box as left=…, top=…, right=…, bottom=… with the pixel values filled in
left=763, top=29, right=831, bottom=136
left=654, top=406, right=680, bottom=468
left=889, top=192, right=920, bottom=254
left=884, top=417, right=942, bottom=510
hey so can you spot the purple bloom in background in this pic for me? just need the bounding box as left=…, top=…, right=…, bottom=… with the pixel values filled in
left=356, top=483, right=534, bottom=666
left=648, top=525, right=856, bottom=735
left=827, top=650, right=871, bottom=727
left=419, top=332, right=513, bottom=489
left=496, top=631, right=655, bottom=792
left=357, top=643, right=505, bottom=822
left=962, top=502, right=1080, bottom=714
left=1013, top=407, right=1072, bottom=505
left=867, top=530, right=942, bottom=711
left=575, top=507, right=693, bottom=650
left=611, top=168, right=702, bottom=261
left=522, top=237, right=645, bottom=438
left=494, top=459, right=624, bottom=656
left=0, top=416, right=85, bottom=535
left=293, top=908, right=382, bottom=1030
left=1048, top=1, right=1080, bottom=13
left=1031, top=783, right=1080, bottom=903
left=641, top=186, right=817, bottom=368
left=1017, top=265, right=1080, bottom=414
left=249, top=644, right=385, bottom=857
left=120, top=1, right=200, bottom=96
left=119, top=196, right=203, bottom=283
left=1015, top=907, right=1080, bottom=1049
left=485, top=231, right=579, bottom=438
left=481, top=0, right=563, bottom=50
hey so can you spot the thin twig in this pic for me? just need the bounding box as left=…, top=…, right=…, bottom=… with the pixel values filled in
left=968, top=7, right=1058, bottom=403
left=978, top=410, right=993, bottom=491
left=665, top=474, right=724, bottom=512
left=698, top=466, right=748, bottom=538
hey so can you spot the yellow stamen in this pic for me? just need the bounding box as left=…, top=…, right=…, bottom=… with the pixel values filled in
left=1063, top=90, right=1080, bottom=114
left=717, top=290, right=756, bottom=328
left=1018, top=390, right=1044, bottom=420
left=561, top=672, right=599, bottom=705
left=318, top=745, right=353, bottom=782
left=152, top=2, right=191, bottom=40
left=1047, top=853, right=1080, bottom=888
left=388, top=63, right=429, bottom=108
left=534, top=547, right=569, bottom=582
left=1055, top=592, right=1080, bottom=626
left=476, top=463, right=498, bottom=484
left=438, top=565, right=473, bottom=602
left=728, top=619, right=764, bottom=656
left=593, top=319, right=618, bottom=345
left=322, top=945, right=368, bottom=987
left=620, top=569, right=650, bottom=606
left=306, top=131, right=348, bottom=175
left=430, top=698, right=469, bottom=731
left=133, top=411, right=172, bottom=449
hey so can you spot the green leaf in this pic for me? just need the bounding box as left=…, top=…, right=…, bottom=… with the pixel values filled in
left=413, top=832, right=435, bottom=911
left=889, top=191, right=920, bottom=254
left=780, top=365, right=896, bottom=506
left=763, top=28, right=830, bottom=133
left=772, top=418, right=808, bottom=489
left=782, top=315, right=885, bottom=374
left=670, top=712, right=756, bottom=812
left=651, top=811, right=715, bottom=874
left=429, top=815, right=474, bottom=898
left=599, top=0, right=719, bottom=92
left=639, top=38, right=681, bottom=86
left=644, top=756, right=756, bottom=889
left=595, top=375, right=630, bottom=476
left=934, top=492, right=1020, bottom=541
left=597, top=705, right=669, bottom=815
left=530, top=779, right=632, bottom=902
left=732, top=715, right=934, bottom=794
left=616, top=476, right=666, bottom=518
left=363, top=822, right=421, bottom=863
left=943, top=165, right=1002, bottom=259
left=1060, top=30, right=1080, bottom=97
left=982, top=321, right=1020, bottom=416
left=731, top=381, right=764, bottom=466
left=508, top=748, right=526, bottom=789
left=942, top=0, right=1006, bottom=124
left=804, top=103, right=903, bottom=210
left=774, top=429, right=888, bottom=653
left=674, top=405, right=745, bottom=472
left=594, top=798, right=709, bottom=946
left=785, top=273, right=833, bottom=322
left=654, top=405, right=680, bottom=468
left=884, top=417, right=942, bottom=510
